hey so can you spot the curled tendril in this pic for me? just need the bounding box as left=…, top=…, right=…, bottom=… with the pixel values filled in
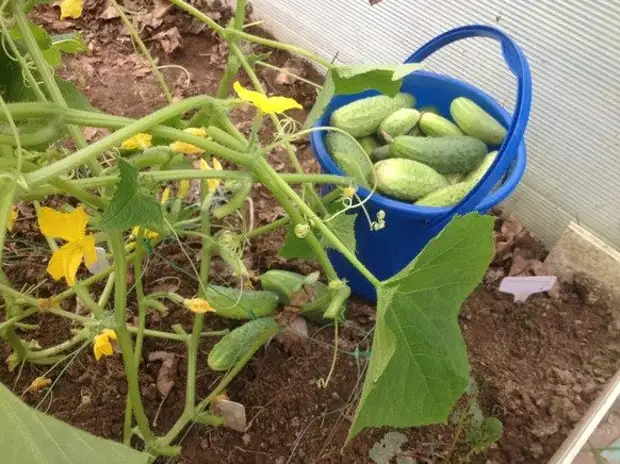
left=294, top=223, right=310, bottom=238
left=277, top=116, right=301, bottom=140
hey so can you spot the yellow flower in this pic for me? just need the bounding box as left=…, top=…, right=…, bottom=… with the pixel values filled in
left=200, top=158, right=222, bottom=193
left=170, top=127, right=207, bottom=155
left=131, top=226, right=159, bottom=240
left=160, top=187, right=171, bottom=205
left=177, top=179, right=190, bottom=199
left=59, top=0, right=83, bottom=19
left=26, top=376, right=52, bottom=394
left=342, top=186, right=357, bottom=198
left=38, top=206, right=97, bottom=286
left=6, top=206, right=17, bottom=231
left=93, top=329, right=117, bottom=361
left=183, top=298, right=216, bottom=314
left=121, top=133, right=152, bottom=150
left=233, top=81, right=302, bottom=114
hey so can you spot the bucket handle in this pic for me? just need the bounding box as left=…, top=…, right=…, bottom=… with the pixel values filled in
left=404, top=25, right=532, bottom=230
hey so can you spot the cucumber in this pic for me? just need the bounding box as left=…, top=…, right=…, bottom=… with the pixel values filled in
left=371, top=144, right=391, bottom=162
left=419, top=113, right=463, bottom=137
left=330, top=93, right=415, bottom=138
left=378, top=108, right=421, bottom=142
left=419, top=105, right=440, bottom=115
left=358, top=136, right=379, bottom=156
left=207, top=317, right=279, bottom=371
left=407, top=125, right=425, bottom=137
left=260, top=269, right=333, bottom=321
left=325, top=132, right=373, bottom=187
left=204, top=285, right=279, bottom=320
left=390, top=136, right=487, bottom=174
left=375, top=158, right=448, bottom=201
left=415, top=181, right=473, bottom=207
left=450, top=97, right=507, bottom=145
left=465, top=150, right=498, bottom=184
left=445, top=173, right=465, bottom=185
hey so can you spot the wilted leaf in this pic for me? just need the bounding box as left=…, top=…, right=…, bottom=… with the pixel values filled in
left=153, top=27, right=182, bottom=54
left=98, top=159, right=164, bottom=232
left=348, top=213, right=494, bottom=439
left=369, top=431, right=408, bottom=464
left=148, top=351, right=178, bottom=398
left=0, top=382, right=150, bottom=463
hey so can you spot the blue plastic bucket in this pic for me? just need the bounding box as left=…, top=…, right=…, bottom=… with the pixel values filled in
left=310, top=25, right=532, bottom=301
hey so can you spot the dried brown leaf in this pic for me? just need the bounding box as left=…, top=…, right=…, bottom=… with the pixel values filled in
left=148, top=351, right=178, bottom=398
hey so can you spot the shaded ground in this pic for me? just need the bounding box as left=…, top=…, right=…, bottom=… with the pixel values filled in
left=1, top=2, right=619, bottom=463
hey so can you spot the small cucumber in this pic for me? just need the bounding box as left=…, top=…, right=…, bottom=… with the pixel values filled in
left=371, top=144, right=391, bottom=161
left=330, top=93, right=415, bottom=138
left=450, top=97, right=507, bottom=145
left=325, top=132, right=373, bottom=187
left=415, top=181, right=473, bottom=207
left=358, top=136, right=379, bottom=156
left=465, top=150, right=498, bottom=184
left=419, top=113, right=463, bottom=137
left=378, top=108, right=421, bottom=142
left=375, top=158, right=448, bottom=201
left=445, top=173, right=465, bottom=185
left=390, top=135, right=487, bottom=174
left=205, top=285, right=279, bottom=320
left=208, top=317, right=279, bottom=371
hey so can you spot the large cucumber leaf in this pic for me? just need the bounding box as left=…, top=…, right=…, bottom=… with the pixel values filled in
left=0, top=382, right=150, bottom=463
left=348, top=213, right=494, bottom=439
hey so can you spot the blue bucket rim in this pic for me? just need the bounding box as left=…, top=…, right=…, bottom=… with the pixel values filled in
left=310, top=70, right=527, bottom=219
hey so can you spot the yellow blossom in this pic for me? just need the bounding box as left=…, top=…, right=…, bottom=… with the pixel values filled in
left=199, top=158, right=222, bottom=193
left=342, top=186, right=357, bottom=198
left=177, top=179, right=190, bottom=199
left=233, top=81, right=302, bottom=114
left=93, top=329, right=117, bottom=361
left=6, top=206, right=17, bottom=231
left=160, top=187, right=171, bottom=205
left=120, top=132, right=152, bottom=150
left=26, top=376, right=52, bottom=394
left=59, top=0, right=83, bottom=19
left=170, top=127, right=207, bottom=155
left=131, top=226, right=159, bottom=240
left=183, top=298, right=216, bottom=314
left=38, top=206, right=97, bottom=286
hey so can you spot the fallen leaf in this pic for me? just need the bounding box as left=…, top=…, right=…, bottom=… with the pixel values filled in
left=99, top=3, right=120, bottom=20
left=148, top=351, right=178, bottom=398
left=500, top=215, right=524, bottom=242
left=153, top=27, right=182, bottom=54
left=509, top=254, right=530, bottom=276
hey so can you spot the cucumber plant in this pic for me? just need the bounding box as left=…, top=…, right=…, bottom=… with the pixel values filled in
left=0, top=0, right=495, bottom=460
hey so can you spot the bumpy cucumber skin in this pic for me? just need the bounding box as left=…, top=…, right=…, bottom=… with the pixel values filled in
left=358, top=136, right=379, bottom=156
left=374, top=158, right=448, bottom=201
left=325, top=132, right=373, bottom=187
left=208, top=317, right=279, bottom=372
left=419, top=113, right=463, bottom=137
left=390, top=135, right=487, bottom=174
left=371, top=144, right=391, bottom=162
left=450, top=97, right=507, bottom=145
left=378, top=108, right=421, bottom=141
left=465, top=150, right=498, bottom=184
left=329, top=93, right=415, bottom=138
left=415, top=181, right=473, bottom=207
left=206, top=285, right=279, bottom=320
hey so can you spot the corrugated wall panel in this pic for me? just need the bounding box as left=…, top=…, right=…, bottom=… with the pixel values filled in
left=250, top=0, right=620, bottom=249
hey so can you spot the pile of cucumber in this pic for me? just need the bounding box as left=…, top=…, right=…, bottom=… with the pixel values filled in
left=325, top=93, right=506, bottom=207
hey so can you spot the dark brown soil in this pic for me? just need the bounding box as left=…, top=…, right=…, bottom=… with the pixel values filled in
left=1, top=2, right=619, bottom=463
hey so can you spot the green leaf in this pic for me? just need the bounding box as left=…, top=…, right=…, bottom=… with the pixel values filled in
left=321, top=210, right=356, bottom=254
left=348, top=213, right=494, bottom=439
left=9, top=22, right=51, bottom=50
left=279, top=224, right=316, bottom=260
left=54, top=76, right=94, bottom=111
left=304, top=70, right=334, bottom=129
left=98, top=159, right=164, bottom=232
left=332, top=63, right=423, bottom=97
left=467, top=417, right=503, bottom=450
left=41, top=47, right=62, bottom=68
left=51, top=32, right=88, bottom=54
left=0, top=382, right=151, bottom=463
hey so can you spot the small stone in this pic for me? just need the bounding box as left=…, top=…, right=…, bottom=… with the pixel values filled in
left=242, top=433, right=251, bottom=446
left=212, top=399, right=247, bottom=432
left=553, top=367, right=575, bottom=384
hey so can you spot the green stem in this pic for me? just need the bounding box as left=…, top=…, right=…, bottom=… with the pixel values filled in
left=97, top=273, right=116, bottom=308
left=126, top=327, right=188, bottom=342
left=108, top=232, right=155, bottom=445
left=0, top=308, right=38, bottom=334
left=28, top=330, right=89, bottom=360
left=12, top=3, right=103, bottom=176
left=111, top=0, right=173, bottom=103
left=73, top=284, right=105, bottom=319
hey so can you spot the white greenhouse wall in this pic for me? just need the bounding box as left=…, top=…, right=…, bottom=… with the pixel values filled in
left=250, top=0, right=620, bottom=250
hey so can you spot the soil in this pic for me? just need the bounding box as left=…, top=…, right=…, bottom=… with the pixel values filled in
left=1, top=2, right=619, bottom=463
